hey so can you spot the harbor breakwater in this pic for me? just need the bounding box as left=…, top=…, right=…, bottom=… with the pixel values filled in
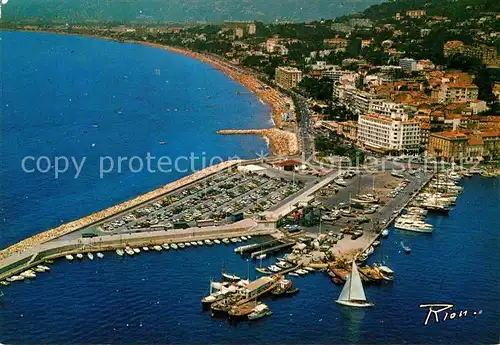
left=217, top=129, right=299, bottom=156
left=0, top=218, right=275, bottom=280
left=0, top=160, right=242, bottom=260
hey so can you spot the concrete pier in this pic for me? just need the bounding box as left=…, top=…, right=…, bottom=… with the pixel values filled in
left=0, top=219, right=274, bottom=281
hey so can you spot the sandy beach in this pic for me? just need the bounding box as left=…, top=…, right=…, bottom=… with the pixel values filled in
left=138, top=42, right=299, bottom=156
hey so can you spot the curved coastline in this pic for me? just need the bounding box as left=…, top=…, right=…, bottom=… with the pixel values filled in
left=0, top=30, right=298, bottom=260
left=0, top=28, right=300, bottom=156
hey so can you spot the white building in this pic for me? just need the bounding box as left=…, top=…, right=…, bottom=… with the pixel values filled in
left=357, top=108, right=421, bottom=152
left=399, top=58, right=418, bottom=72
left=275, top=67, right=303, bottom=89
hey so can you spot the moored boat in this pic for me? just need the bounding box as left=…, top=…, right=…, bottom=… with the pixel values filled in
left=76, top=253, right=84, bottom=260
left=96, top=252, right=104, bottom=259
left=162, top=243, right=170, bottom=250
left=87, top=252, right=94, bottom=260
left=247, top=303, right=272, bottom=320
left=66, top=254, right=74, bottom=261
left=116, top=249, right=125, bottom=256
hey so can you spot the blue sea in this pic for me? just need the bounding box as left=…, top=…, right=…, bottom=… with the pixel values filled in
left=0, top=32, right=499, bottom=344
left=0, top=31, right=270, bottom=249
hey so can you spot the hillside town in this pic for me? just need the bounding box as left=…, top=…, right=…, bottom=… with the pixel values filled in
left=2, top=0, right=499, bottom=163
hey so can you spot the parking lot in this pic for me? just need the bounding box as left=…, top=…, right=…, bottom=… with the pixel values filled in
left=95, top=168, right=305, bottom=234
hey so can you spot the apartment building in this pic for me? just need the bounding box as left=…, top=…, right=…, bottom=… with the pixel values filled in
left=439, top=83, right=479, bottom=104
left=275, top=67, right=303, bottom=89
left=427, top=130, right=500, bottom=161
left=357, top=113, right=421, bottom=152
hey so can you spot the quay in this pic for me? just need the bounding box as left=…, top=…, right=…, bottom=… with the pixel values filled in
left=0, top=219, right=274, bottom=281
left=250, top=242, right=296, bottom=259
left=235, top=239, right=281, bottom=255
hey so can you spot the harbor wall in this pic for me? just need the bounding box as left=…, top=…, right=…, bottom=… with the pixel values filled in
left=0, top=220, right=275, bottom=280
left=0, top=160, right=242, bottom=260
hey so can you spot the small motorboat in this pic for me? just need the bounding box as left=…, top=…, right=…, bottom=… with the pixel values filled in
left=66, top=254, right=74, bottom=261
left=76, top=253, right=84, bottom=260
left=178, top=243, right=185, bottom=249
left=125, top=247, right=135, bottom=256
left=364, top=246, right=374, bottom=256
left=87, top=252, right=94, bottom=260
left=230, top=238, right=238, bottom=243
left=153, top=245, right=162, bottom=251
left=255, top=267, right=271, bottom=275
left=401, top=242, right=411, bottom=254
left=268, top=265, right=281, bottom=272
left=285, top=287, right=299, bottom=295
left=255, top=254, right=267, bottom=260
left=44, top=259, right=55, bottom=264
left=372, top=241, right=381, bottom=247
left=381, top=229, right=389, bottom=237
left=116, top=249, right=125, bottom=256
left=241, top=236, right=247, bottom=241
left=96, top=252, right=104, bottom=259
left=142, top=246, right=149, bottom=252
left=20, top=270, right=36, bottom=279
left=159, top=141, right=166, bottom=145
left=197, top=241, right=203, bottom=246
left=247, top=235, right=252, bottom=239
left=133, top=248, right=140, bottom=254
left=162, top=243, right=170, bottom=250
left=222, top=270, right=241, bottom=282
left=34, top=267, right=46, bottom=273
left=222, top=238, right=230, bottom=244
left=0, top=281, right=10, bottom=286
left=214, top=239, right=221, bottom=245
left=184, top=242, right=191, bottom=247
left=170, top=244, right=178, bottom=250
left=37, top=265, right=50, bottom=271
left=191, top=241, right=198, bottom=246
left=205, top=239, right=213, bottom=245
left=288, top=272, right=299, bottom=277
left=248, top=304, right=272, bottom=320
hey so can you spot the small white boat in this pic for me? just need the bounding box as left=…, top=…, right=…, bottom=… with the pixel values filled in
left=21, top=270, right=36, bottom=279
left=178, top=243, right=185, bottom=249
left=197, top=241, right=203, bottom=246
left=87, top=252, right=94, bottom=260
left=247, top=235, right=252, bottom=239
left=153, top=245, right=162, bottom=251
left=116, top=249, right=125, bottom=256
left=236, top=238, right=242, bottom=243
left=248, top=303, right=272, bottom=320
left=76, top=253, right=84, bottom=260
left=34, top=267, right=46, bottom=273
left=222, top=271, right=241, bottom=282
left=214, top=239, right=221, bottom=244
left=268, top=265, right=281, bottom=272
left=241, top=236, right=247, bottom=241
left=37, top=265, right=50, bottom=271
left=170, top=243, right=178, bottom=250
left=191, top=241, right=198, bottom=246
left=335, top=261, right=374, bottom=308
left=222, top=238, right=230, bottom=244
left=305, top=267, right=315, bottom=272
left=162, top=243, right=170, bottom=250
left=288, top=272, right=299, bottom=277
left=133, top=248, right=141, bottom=254
left=364, top=246, right=374, bottom=256
left=96, top=252, right=104, bottom=259
left=296, top=269, right=309, bottom=275
left=142, top=246, right=149, bottom=251
left=205, top=239, right=213, bottom=245
left=66, top=254, right=74, bottom=261
left=230, top=238, right=238, bottom=243
left=9, top=275, right=25, bottom=281
left=381, top=229, right=389, bottom=237
left=255, top=254, right=267, bottom=260
left=184, top=242, right=191, bottom=247
left=125, top=247, right=135, bottom=256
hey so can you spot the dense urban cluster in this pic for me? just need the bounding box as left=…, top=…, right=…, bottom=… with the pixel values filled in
left=2, top=0, right=498, bottom=163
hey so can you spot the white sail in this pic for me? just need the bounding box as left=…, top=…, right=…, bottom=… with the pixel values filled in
left=337, top=261, right=366, bottom=302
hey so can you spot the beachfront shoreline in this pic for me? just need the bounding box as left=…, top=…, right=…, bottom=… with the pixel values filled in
left=0, top=28, right=300, bottom=156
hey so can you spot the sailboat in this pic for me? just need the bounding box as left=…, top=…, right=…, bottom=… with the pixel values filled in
left=335, top=261, right=374, bottom=308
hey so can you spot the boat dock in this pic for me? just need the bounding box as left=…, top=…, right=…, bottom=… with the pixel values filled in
left=235, top=239, right=281, bottom=255
left=250, top=242, right=295, bottom=259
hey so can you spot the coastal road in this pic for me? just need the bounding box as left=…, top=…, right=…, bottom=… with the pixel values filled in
left=291, top=92, right=314, bottom=159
